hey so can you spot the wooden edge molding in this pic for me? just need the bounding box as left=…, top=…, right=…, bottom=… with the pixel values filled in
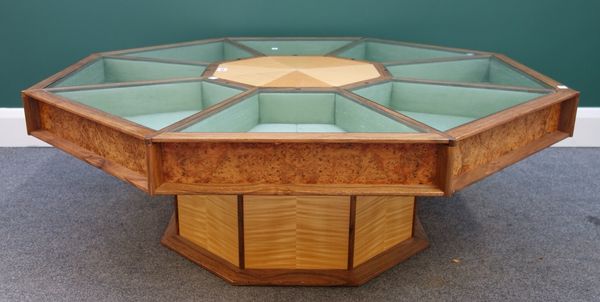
left=447, top=89, right=579, bottom=140
left=22, top=93, right=42, bottom=134
left=145, top=142, right=163, bottom=195
left=439, top=144, right=458, bottom=195
left=338, top=76, right=392, bottom=91
left=452, top=131, right=569, bottom=191
left=23, top=90, right=153, bottom=139
left=201, top=63, right=220, bottom=77
left=150, top=132, right=450, bottom=144
left=31, top=129, right=149, bottom=192
left=154, top=183, right=445, bottom=196
left=161, top=212, right=428, bottom=286
left=559, top=95, right=579, bottom=136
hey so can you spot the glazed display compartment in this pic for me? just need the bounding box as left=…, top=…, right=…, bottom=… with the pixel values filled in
left=119, top=40, right=254, bottom=63
left=352, top=80, right=548, bottom=131
left=231, top=38, right=356, bottom=56
left=181, top=91, right=419, bottom=133
left=334, top=39, right=472, bottom=62
left=49, top=57, right=207, bottom=88
left=53, top=80, right=245, bottom=130
left=385, top=56, right=549, bottom=88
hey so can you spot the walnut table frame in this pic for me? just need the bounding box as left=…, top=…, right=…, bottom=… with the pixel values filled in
left=22, top=37, right=578, bottom=286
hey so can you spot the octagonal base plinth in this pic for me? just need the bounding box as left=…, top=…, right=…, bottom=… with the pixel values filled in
left=161, top=194, right=428, bottom=286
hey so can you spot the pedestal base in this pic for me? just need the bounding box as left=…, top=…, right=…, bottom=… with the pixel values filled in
left=161, top=195, right=428, bottom=286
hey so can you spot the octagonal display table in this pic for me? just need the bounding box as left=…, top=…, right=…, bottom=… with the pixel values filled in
left=23, top=37, right=578, bottom=286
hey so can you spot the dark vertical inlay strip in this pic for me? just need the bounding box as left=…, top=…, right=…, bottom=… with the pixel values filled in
left=174, top=195, right=180, bottom=236
left=347, top=195, right=357, bottom=270
left=237, top=194, right=245, bottom=269
left=411, top=197, right=417, bottom=238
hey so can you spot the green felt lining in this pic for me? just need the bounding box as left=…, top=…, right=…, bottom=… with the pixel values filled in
left=399, top=111, right=475, bottom=131
left=353, top=81, right=546, bottom=131
left=123, top=41, right=253, bottom=62
left=50, top=58, right=206, bottom=88
left=258, top=93, right=335, bottom=124
left=181, top=92, right=419, bottom=133
left=125, top=110, right=200, bottom=130
left=249, top=123, right=346, bottom=133
left=333, top=94, right=417, bottom=133
left=50, top=60, right=105, bottom=87
left=237, top=40, right=352, bottom=55
left=386, top=57, right=546, bottom=88
left=183, top=94, right=260, bottom=132
left=487, top=59, right=546, bottom=88
left=337, top=41, right=468, bottom=62
left=56, top=81, right=243, bottom=130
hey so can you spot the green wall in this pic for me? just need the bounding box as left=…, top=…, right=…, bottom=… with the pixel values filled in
left=1, top=0, right=598, bottom=107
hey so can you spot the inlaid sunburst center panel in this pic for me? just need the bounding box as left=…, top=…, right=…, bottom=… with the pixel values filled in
left=212, top=56, right=381, bottom=87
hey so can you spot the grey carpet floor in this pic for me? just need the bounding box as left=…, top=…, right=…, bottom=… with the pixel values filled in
left=0, top=147, right=599, bottom=302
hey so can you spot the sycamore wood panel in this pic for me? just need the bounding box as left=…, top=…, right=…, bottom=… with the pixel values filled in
left=244, top=195, right=350, bottom=269
left=354, top=196, right=414, bottom=267
left=177, top=195, right=239, bottom=267
left=161, top=212, right=430, bottom=286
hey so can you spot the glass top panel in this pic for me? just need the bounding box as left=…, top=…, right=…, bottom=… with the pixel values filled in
left=122, top=41, right=253, bottom=63
left=49, top=58, right=206, bottom=88
left=352, top=81, right=548, bottom=131
left=236, top=39, right=354, bottom=56
left=54, top=81, right=244, bottom=130
left=336, top=41, right=470, bottom=63
left=386, top=57, right=548, bottom=88
left=180, top=92, right=421, bottom=133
